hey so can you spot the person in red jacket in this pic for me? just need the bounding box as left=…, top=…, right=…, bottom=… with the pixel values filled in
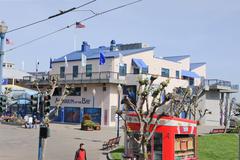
left=75, top=143, right=87, bottom=160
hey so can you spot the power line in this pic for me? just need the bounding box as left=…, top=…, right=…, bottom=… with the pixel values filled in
left=6, top=0, right=96, bottom=34
left=5, top=0, right=143, bottom=53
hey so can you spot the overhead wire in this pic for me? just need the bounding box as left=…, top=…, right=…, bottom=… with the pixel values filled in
left=5, top=0, right=143, bottom=53
left=6, top=0, right=96, bottom=33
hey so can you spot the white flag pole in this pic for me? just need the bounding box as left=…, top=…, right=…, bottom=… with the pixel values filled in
left=73, top=28, right=77, bottom=51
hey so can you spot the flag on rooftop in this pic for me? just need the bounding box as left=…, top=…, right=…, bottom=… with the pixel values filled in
left=64, top=56, right=68, bottom=67
left=99, top=50, right=105, bottom=65
left=6, top=38, right=13, bottom=45
left=81, top=53, right=87, bottom=67
left=76, top=22, right=85, bottom=28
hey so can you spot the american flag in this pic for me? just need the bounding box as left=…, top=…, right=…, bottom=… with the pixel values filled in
left=75, top=22, right=85, bottom=28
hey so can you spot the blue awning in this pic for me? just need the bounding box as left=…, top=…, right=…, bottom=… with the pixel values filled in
left=132, top=58, right=148, bottom=68
left=181, top=70, right=200, bottom=78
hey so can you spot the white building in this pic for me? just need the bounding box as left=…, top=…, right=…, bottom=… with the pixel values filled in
left=49, top=40, right=213, bottom=126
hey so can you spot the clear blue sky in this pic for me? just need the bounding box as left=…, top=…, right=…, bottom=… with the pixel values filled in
left=0, top=0, right=239, bottom=87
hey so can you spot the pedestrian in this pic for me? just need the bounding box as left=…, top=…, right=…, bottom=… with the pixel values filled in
left=74, top=143, right=87, bottom=160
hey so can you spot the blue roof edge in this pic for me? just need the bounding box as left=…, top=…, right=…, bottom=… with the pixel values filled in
left=52, top=47, right=155, bottom=63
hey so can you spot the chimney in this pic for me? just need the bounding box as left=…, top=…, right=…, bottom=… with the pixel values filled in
left=81, top=41, right=90, bottom=52
left=110, top=40, right=118, bottom=51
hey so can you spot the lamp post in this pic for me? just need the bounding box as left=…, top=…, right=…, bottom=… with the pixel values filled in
left=92, top=88, right=96, bottom=108
left=117, top=84, right=122, bottom=137
left=0, top=21, right=8, bottom=93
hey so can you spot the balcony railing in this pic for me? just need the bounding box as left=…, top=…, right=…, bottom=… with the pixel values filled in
left=49, top=71, right=126, bottom=84
left=203, top=79, right=239, bottom=90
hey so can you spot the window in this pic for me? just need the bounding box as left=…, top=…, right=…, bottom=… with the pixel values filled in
left=53, top=87, right=62, bottom=96
left=176, top=71, right=180, bottom=79
left=119, top=64, right=127, bottom=76
left=103, top=84, right=107, bottom=92
left=189, top=78, right=194, bottom=86
left=72, top=65, right=78, bottom=78
left=69, top=87, right=81, bottom=96
left=142, top=67, right=148, bottom=74
left=84, top=86, right=87, bottom=92
left=86, top=64, right=92, bottom=77
left=60, top=66, right=65, bottom=78
left=161, top=68, right=169, bottom=77
left=133, top=68, right=140, bottom=74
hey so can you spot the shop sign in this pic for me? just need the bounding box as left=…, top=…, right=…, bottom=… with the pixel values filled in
left=55, top=97, right=91, bottom=104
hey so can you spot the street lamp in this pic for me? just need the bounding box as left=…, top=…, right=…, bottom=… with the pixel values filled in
left=117, top=84, right=122, bottom=137
left=0, top=21, right=8, bottom=93
left=92, top=88, right=96, bottom=108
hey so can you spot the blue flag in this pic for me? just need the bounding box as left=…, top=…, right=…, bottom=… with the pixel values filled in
left=99, top=50, right=105, bottom=65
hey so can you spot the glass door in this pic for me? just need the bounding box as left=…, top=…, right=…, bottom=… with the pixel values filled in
left=153, top=133, right=162, bottom=160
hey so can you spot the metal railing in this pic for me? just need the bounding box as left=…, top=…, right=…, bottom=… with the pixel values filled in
left=203, top=79, right=239, bottom=90
left=49, top=71, right=125, bottom=83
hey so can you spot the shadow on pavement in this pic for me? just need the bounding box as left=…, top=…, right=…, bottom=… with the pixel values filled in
left=74, top=137, right=104, bottom=143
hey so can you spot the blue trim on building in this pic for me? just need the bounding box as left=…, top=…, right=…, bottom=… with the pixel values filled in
left=52, top=47, right=154, bottom=64
left=132, top=58, right=148, bottom=68
left=181, top=70, right=200, bottom=78
left=190, top=62, right=206, bottom=70
left=163, top=55, right=190, bottom=62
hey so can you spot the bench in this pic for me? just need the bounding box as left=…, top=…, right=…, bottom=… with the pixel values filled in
left=102, top=136, right=121, bottom=150
left=209, top=129, right=225, bottom=134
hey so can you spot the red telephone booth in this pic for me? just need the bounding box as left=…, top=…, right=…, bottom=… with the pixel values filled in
left=126, top=112, right=198, bottom=160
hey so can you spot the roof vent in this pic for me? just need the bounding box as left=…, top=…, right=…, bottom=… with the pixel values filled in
left=110, top=40, right=118, bottom=51
left=81, top=41, right=90, bottom=52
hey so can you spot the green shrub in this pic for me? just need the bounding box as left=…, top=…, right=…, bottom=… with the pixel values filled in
left=82, top=120, right=96, bottom=128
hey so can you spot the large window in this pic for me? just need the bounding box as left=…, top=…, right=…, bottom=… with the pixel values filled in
left=72, top=65, right=78, bottom=78
left=119, top=64, right=127, bottom=76
left=133, top=68, right=140, bottom=74
left=161, top=68, right=170, bottom=77
left=86, top=64, right=92, bottom=77
left=60, top=66, right=65, bottom=78
left=69, top=87, right=81, bottom=96
left=176, top=70, right=180, bottom=79
left=142, top=67, right=148, bottom=74
left=53, top=87, right=62, bottom=96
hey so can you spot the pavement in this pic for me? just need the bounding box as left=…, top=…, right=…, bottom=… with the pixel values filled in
left=0, top=123, right=123, bottom=160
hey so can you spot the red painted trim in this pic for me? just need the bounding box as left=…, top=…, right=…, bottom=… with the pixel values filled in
left=127, top=112, right=197, bottom=124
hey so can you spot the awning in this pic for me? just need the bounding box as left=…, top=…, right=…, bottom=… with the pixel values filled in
left=132, top=58, right=148, bottom=68
left=181, top=70, right=200, bottom=78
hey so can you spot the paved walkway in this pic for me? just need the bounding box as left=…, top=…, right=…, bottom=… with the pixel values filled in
left=0, top=123, right=123, bottom=160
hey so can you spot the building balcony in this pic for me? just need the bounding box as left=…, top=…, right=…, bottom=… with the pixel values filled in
left=203, top=79, right=239, bottom=93
left=22, top=71, right=125, bottom=85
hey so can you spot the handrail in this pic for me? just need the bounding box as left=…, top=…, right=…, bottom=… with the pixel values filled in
left=203, top=79, right=239, bottom=90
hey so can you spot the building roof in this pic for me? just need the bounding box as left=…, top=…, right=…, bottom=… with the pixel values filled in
left=190, top=62, right=206, bottom=70
left=52, top=46, right=154, bottom=63
left=3, top=85, right=38, bottom=95
left=181, top=70, right=200, bottom=78
left=163, top=55, right=190, bottom=62
left=3, top=68, right=32, bottom=79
